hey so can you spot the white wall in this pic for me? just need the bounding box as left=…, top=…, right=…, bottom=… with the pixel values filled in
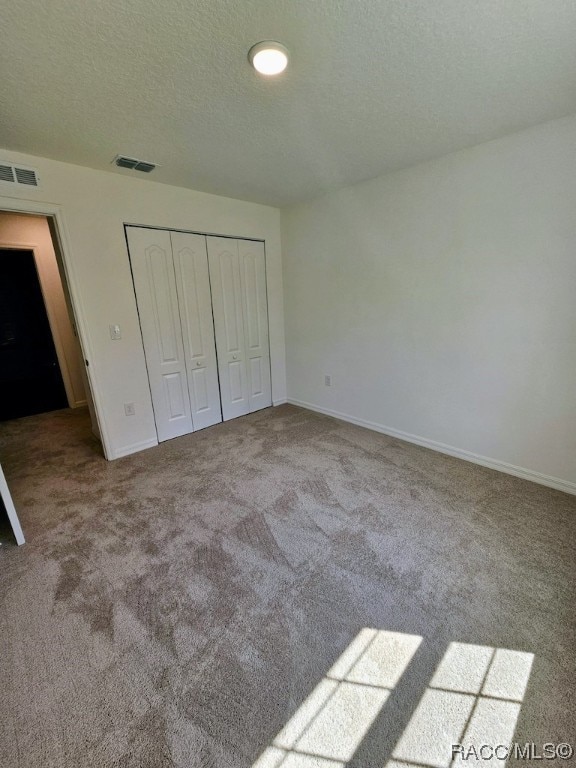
left=282, top=115, right=576, bottom=492
left=0, top=152, right=286, bottom=459
left=0, top=212, right=87, bottom=408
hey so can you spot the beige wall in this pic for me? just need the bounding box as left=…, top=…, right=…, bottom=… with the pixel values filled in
left=0, top=152, right=286, bottom=459
left=0, top=211, right=86, bottom=408
left=282, top=115, right=576, bottom=492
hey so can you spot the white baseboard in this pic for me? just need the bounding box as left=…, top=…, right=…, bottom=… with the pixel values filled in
left=113, top=437, right=158, bottom=459
left=287, top=398, right=576, bottom=496
left=273, top=398, right=288, bottom=406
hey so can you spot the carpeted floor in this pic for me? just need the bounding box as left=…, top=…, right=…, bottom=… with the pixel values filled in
left=0, top=405, right=574, bottom=768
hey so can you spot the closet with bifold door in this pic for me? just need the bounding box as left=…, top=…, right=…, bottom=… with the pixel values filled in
left=126, top=226, right=272, bottom=442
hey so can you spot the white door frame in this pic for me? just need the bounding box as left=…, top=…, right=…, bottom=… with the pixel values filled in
left=0, top=196, right=111, bottom=458
left=0, top=462, right=25, bottom=545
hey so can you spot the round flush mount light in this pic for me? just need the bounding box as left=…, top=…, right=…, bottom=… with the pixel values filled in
left=248, top=41, right=289, bottom=76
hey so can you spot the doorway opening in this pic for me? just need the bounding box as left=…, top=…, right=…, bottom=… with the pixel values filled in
left=0, top=209, right=104, bottom=546
left=0, top=248, right=69, bottom=419
left=0, top=211, right=97, bottom=423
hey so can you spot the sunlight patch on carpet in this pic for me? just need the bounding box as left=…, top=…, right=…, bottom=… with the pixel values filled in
left=253, top=629, right=422, bottom=767
left=253, top=632, right=534, bottom=768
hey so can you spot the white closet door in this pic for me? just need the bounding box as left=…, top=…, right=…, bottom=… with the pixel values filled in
left=238, top=239, right=272, bottom=412
left=171, top=232, right=222, bottom=430
left=126, top=226, right=193, bottom=442
left=206, top=237, right=250, bottom=420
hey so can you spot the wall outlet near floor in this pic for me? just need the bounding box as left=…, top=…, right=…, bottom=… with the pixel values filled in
left=124, top=402, right=136, bottom=416
left=324, top=375, right=332, bottom=387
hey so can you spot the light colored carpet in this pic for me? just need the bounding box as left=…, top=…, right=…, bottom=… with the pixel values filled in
left=0, top=404, right=574, bottom=767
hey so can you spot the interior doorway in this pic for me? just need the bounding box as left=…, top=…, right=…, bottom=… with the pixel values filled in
left=0, top=211, right=92, bottom=423
left=0, top=208, right=103, bottom=546
left=0, top=248, right=69, bottom=419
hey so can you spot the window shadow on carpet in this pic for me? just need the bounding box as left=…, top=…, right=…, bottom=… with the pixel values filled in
left=252, top=629, right=533, bottom=768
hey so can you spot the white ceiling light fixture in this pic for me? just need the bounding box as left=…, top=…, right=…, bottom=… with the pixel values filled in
left=248, top=41, right=289, bottom=76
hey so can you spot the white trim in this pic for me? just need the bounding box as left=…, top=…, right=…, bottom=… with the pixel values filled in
left=0, top=463, right=25, bottom=545
left=113, top=437, right=158, bottom=459
left=273, top=398, right=287, bottom=406
left=287, top=398, right=576, bottom=496
left=0, top=195, right=112, bottom=459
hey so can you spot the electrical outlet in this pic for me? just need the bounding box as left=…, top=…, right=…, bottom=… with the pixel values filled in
left=124, top=402, right=136, bottom=416
left=109, top=324, right=122, bottom=340
left=324, top=375, right=332, bottom=387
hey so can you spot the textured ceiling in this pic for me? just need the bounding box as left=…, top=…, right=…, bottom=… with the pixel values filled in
left=1, top=0, right=576, bottom=206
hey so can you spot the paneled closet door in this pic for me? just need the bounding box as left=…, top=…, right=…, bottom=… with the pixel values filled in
left=206, top=237, right=250, bottom=420
left=126, top=226, right=193, bottom=442
left=238, top=239, right=272, bottom=412
left=171, top=231, right=222, bottom=430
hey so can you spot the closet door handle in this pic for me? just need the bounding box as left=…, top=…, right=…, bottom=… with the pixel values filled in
left=232, top=354, right=238, bottom=360
left=196, top=361, right=203, bottom=367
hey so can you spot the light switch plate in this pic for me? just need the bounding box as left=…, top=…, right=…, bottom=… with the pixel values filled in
left=109, top=324, right=122, bottom=340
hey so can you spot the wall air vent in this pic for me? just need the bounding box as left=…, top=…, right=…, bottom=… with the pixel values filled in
left=0, top=162, right=40, bottom=188
left=113, top=155, right=157, bottom=173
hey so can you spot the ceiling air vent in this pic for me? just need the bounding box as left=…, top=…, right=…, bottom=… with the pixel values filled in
left=0, top=162, right=40, bottom=188
left=113, top=155, right=157, bottom=173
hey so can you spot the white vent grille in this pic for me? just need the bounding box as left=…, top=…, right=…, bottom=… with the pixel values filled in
left=0, top=162, right=40, bottom=188
left=0, top=165, right=15, bottom=183
left=14, top=167, right=38, bottom=185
